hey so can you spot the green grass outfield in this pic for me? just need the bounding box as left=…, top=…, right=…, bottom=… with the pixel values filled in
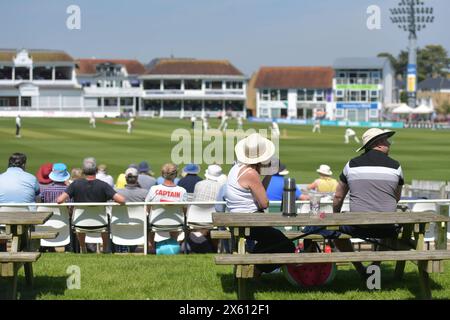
left=1, top=253, right=450, bottom=300
left=0, top=117, right=449, bottom=183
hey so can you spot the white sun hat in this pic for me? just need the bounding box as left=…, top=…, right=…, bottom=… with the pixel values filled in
left=235, top=133, right=276, bottom=165
left=316, top=164, right=333, bottom=176
left=356, top=128, right=396, bottom=152
left=204, top=164, right=223, bottom=181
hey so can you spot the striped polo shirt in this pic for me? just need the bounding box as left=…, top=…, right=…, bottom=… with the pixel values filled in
left=340, top=149, right=404, bottom=212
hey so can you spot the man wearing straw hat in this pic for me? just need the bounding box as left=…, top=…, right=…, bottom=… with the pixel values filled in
left=225, top=133, right=295, bottom=276
left=332, top=128, right=404, bottom=277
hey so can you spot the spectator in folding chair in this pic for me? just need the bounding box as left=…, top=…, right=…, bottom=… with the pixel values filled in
left=0, top=153, right=40, bottom=251
left=178, top=164, right=203, bottom=199
left=116, top=167, right=148, bottom=253
left=96, top=164, right=114, bottom=188
left=40, top=163, right=72, bottom=252
left=57, top=157, right=126, bottom=253
left=36, top=163, right=53, bottom=193
left=188, top=164, right=224, bottom=252
left=145, top=163, right=187, bottom=254
left=226, top=133, right=295, bottom=276
left=137, top=161, right=157, bottom=191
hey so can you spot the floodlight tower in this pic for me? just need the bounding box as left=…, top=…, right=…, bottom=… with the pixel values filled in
left=390, top=0, right=434, bottom=108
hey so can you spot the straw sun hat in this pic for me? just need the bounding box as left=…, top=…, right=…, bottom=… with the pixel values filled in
left=356, top=128, right=396, bottom=152
left=235, top=133, right=275, bottom=165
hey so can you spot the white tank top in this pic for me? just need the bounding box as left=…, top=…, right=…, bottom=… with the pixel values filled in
left=225, top=164, right=259, bottom=213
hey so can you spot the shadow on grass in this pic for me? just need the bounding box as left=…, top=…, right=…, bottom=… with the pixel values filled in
left=0, top=275, right=67, bottom=300
left=218, top=264, right=444, bottom=300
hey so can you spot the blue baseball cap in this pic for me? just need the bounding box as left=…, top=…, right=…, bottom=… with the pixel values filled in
left=49, top=163, right=71, bottom=182
left=138, top=161, right=151, bottom=173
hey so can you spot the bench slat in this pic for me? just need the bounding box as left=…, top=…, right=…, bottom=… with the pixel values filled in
left=0, top=234, right=12, bottom=240
left=212, top=212, right=449, bottom=227
left=30, top=231, right=59, bottom=240
left=0, top=252, right=41, bottom=263
left=215, top=250, right=450, bottom=265
left=210, top=230, right=351, bottom=240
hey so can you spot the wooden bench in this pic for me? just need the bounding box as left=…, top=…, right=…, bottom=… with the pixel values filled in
left=0, top=252, right=41, bottom=300
left=212, top=210, right=450, bottom=300
left=215, top=250, right=450, bottom=300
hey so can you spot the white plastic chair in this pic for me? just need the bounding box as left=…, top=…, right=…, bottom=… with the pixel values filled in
left=110, top=205, right=147, bottom=254
left=72, top=206, right=109, bottom=250
left=72, top=206, right=108, bottom=231
left=412, top=203, right=437, bottom=248
left=35, top=206, right=71, bottom=247
left=186, top=204, right=214, bottom=229
left=148, top=204, right=185, bottom=242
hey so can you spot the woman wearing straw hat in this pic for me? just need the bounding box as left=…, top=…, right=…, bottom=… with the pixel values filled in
left=226, top=133, right=295, bottom=275
left=307, top=164, right=338, bottom=193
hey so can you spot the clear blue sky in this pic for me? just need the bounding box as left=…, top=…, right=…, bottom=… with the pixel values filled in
left=0, top=0, right=448, bottom=75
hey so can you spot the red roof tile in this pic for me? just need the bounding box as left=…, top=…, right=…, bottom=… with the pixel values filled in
left=76, top=59, right=146, bottom=75
left=254, top=66, right=334, bottom=89
left=146, top=59, right=243, bottom=76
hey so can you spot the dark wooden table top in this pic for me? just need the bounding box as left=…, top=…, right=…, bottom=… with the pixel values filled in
left=212, top=211, right=449, bottom=227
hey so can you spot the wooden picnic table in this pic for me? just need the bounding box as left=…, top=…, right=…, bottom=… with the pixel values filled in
left=212, top=211, right=450, bottom=299
left=0, top=211, right=53, bottom=299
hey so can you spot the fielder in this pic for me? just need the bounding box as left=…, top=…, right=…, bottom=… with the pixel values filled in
left=312, top=119, right=321, bottom=133
left=127, top=117, right=135, bottom=134
left=271, top=121, right=280, bottom=137
left=218, top=115, right=228, bottom=131
left=89, top=113, right=96, bottom=128
left=237, top=115, right=243, bottom=130
left=15, top=115, right=21, bottom=138
left=344, top=128, right=360, bottom=144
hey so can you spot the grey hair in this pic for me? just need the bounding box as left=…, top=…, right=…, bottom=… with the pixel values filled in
left=82, top=157, right=97, bottom=176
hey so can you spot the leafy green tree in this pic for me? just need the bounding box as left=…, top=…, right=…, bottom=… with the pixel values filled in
left=378, top=45, right=449, bottom=82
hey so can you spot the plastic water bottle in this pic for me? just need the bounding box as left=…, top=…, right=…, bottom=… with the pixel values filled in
left=282, top=177, right=297, bottom=217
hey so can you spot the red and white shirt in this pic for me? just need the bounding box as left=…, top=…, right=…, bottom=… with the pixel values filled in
left=145, top=184, right=187, bottom=203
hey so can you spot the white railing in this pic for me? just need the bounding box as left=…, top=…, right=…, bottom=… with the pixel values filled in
left=1, top=199, right=449, bottom=208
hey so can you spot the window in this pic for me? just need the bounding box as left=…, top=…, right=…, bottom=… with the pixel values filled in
left=226, top=81, right=243, bottom=89
left=96, top=81, right=102, bottom=88
left=225, top=100, right=244, bottom=111
left=205, top=81, right=222, bottom=90
left=350, top=91, right=359, bottom=102
left=316, top=89, right=324, bottom=101
left=120, top=98, right=134, bottom=106
left=104, top=98, right=118, bottom=106
left=338, top=72, right=346, bottom=78
left=361, top=90, right=368, bottom=102
left=81, top=81, right=91, bottom=87
left=370, top=90, right=379, bottom=102
left=163, top=100, right=182, bottom=111
left=55, top=67, right=72, bottom=80
left=0, top=97, right=18, bottom=106
left=280, top=90, right=288, bottom=101
left=185, top=80, right=202, bottom=90
left=33, top=66, right=52, bottom=80
left=15, top=67, right=30, bottom=81
left=143, top=99, right=161, bottom=111
left=306, top=90, right=314, bottom=101
left=97, top=98, right=102, bottom=106
left=261, top=89, right=270, bottom=101
left=205, top=100, right=223, bottom=111
left=297, top=89, right=306, bottom=101
left=144, top=80, right=160, bottom=90
left=0, top=66, right=13, bottom=80
left=184, top=100, right=202, bottom=111
left=163, top=80, right=181, bottom=90
left=270, top=89, right=278, bottom=101
left=371, top=71, right=381, bottom=79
